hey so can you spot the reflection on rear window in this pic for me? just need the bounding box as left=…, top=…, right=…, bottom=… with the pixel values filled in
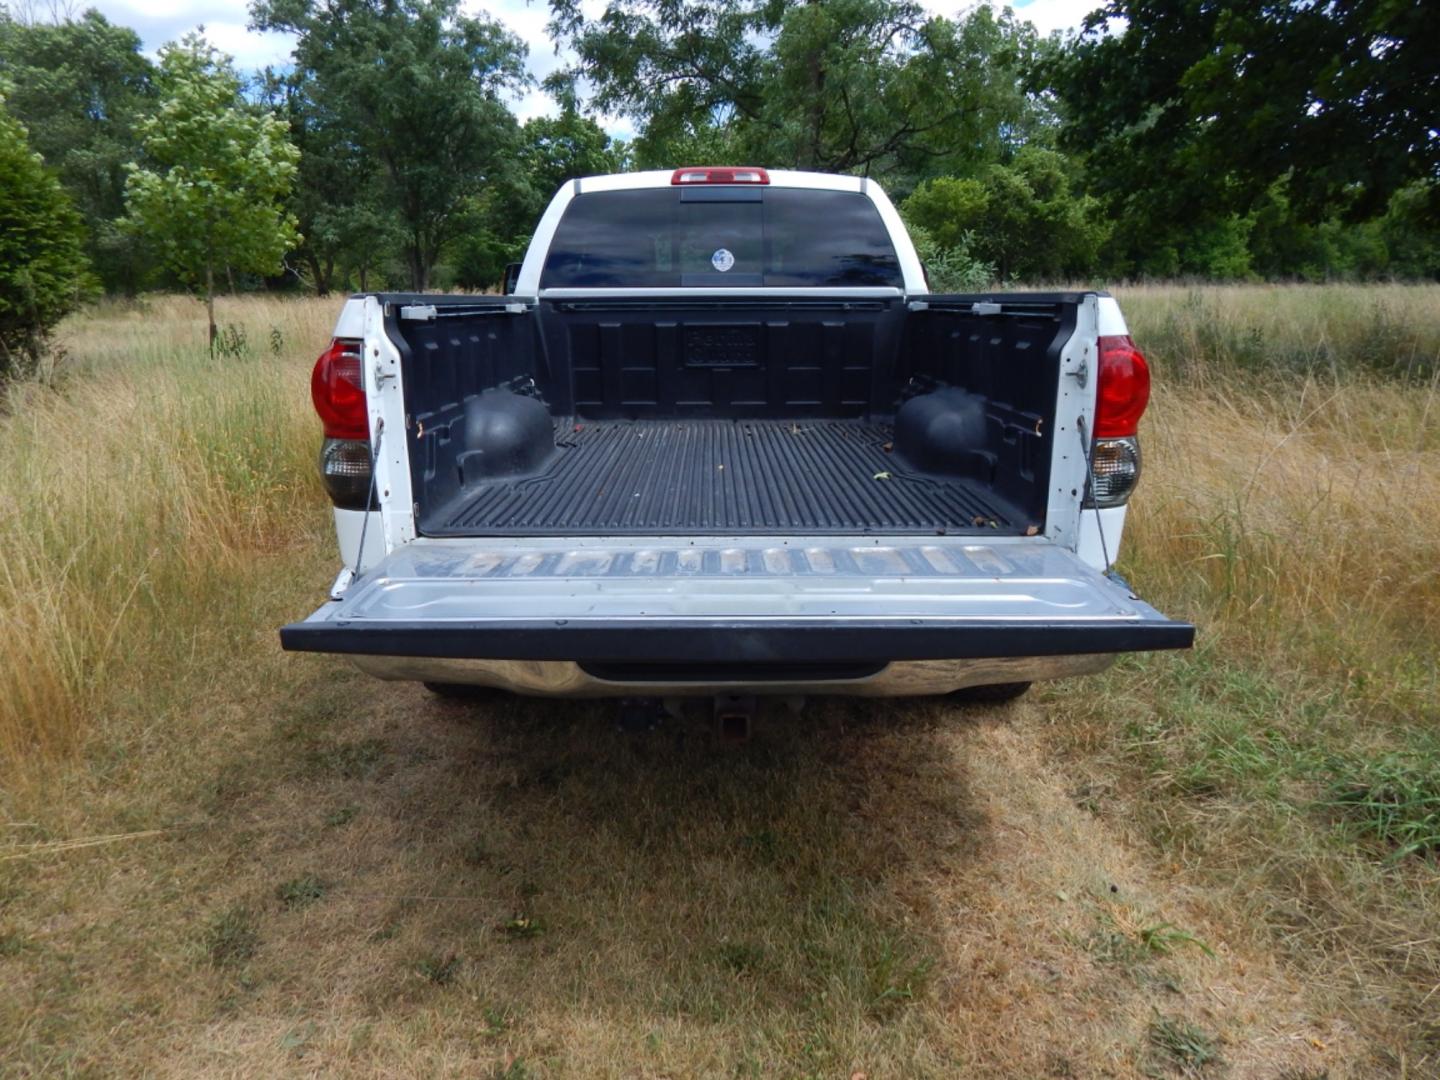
left=541, top=188, right=902, bottom=288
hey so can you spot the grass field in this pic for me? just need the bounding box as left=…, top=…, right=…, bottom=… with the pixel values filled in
left=1, top=285, right=1436, bottom=1077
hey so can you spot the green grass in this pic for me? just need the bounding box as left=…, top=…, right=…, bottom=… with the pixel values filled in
left=1146, top=1014, right=1224, bottom=1075
left=276, top=875, right=330, bottom=908
left=1325, top=742, right=1440, bottom=861
left=204, top=905, right=260, bottom=968
left=414, top=951, right=463, bottom=986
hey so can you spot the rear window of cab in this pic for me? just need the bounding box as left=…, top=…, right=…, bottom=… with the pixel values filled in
left=540, top=187, right=903, bottom=288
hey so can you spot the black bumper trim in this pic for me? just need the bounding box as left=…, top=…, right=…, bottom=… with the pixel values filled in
left=279, top=619, right=1195, bottom=663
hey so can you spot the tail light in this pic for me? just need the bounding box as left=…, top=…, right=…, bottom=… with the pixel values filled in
left=1094, top=335, right=1150, bottom=437
left=310, top=338, right=372, bottom=509
left=1086, top=335, right=1151, bottom=508
left=311, top=338, right=367, bottom=439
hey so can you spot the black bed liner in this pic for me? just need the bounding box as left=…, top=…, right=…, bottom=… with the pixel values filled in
left=424, top=417, right=1029, bottom=537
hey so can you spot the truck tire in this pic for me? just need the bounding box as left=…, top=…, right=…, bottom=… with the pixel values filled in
left=948, top=681, right=1031, bottom=704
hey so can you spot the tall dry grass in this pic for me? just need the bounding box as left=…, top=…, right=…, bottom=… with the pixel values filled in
left=1117, top=283, right=1439, bottom=713
left=0, top=295, right=334, bottom=772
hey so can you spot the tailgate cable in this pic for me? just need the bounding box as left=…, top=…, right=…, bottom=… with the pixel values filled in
left=1075, top=414, right=1113, bottom=571
left=353, top=416, right=384, bottom=582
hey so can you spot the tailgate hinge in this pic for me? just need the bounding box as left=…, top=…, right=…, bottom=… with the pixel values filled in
left=329, top=566, right=355, bottom=600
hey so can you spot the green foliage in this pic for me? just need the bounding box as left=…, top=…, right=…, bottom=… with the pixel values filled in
left=902, top=148, right=1110, bottom=281
left=549, top=0, right=1044, bottom=182
left=1376, top=183, right=1440, bottom=281
left=0, top=9, right=156, bottom=292
left=1038, top=0, right=1438, bottom=279
left=905, top=225, right=995, bottom=293
left=252, top=0, right=530, bottom=290
left=0, top=99, right=92, bottom=376
left=1181, top=215, right=1254, bottom=281
left=120, top=35, right=299, bottom=340
left=257, top=68, right=398, bottom=295
left=1043, top=0, right=1437, bottom=225
left=450, top=106, right=629, bottom=291
left=501, top=109, right=628, bottom=240
left=2, top=0, right=1433, bottom=298
left=448, top=220, right=519, bottom=293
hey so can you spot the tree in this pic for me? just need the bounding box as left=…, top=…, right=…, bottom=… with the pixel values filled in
left=258, top=67, right=398, bottom=295
left=0, top=98, right=92, bottom=377
left=120, top=36, right=299, bottom=347
left=451, top=107, right=628, bottom=292
left=251, top=0, right=530, bottom=290
left=0, top=8, right=156, bottom=292
left=547, top=0, right=1044, bottom=184
left=496, top=107, right=629, bottom=243
left=1041, top=0, right=1439, bottom=228
left=902, top=148, right=1110, bottom=281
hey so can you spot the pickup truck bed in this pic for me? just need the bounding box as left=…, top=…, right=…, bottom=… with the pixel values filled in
left=394, top=293, right=1064, bottom=540
left=427, top=416, right=1021, bottom=535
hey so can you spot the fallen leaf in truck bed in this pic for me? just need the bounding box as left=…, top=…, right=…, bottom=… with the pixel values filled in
left=872, top=471, right=891, bottom=480
left=1025, top=525, right=1040, bottom=536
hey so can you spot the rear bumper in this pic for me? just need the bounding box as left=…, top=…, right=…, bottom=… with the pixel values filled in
left=346, top=653, right=1117, bottom=697
left=281, top=615, right=1193, bottom=663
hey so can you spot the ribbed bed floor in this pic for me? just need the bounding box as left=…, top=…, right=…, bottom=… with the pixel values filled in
left=426, top=418, right=1026, bottom=536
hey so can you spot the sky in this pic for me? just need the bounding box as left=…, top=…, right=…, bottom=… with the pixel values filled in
left=78, top=0, right=1103, bottom=136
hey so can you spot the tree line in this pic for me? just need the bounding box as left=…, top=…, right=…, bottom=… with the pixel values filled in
left=1, top=0, right=1435, bottom=369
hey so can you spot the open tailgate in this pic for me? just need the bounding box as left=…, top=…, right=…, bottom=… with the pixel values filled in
left=281, top=538, right=1193, bottom=662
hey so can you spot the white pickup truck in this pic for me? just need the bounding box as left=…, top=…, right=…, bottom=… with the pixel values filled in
left=281, top=167, right=1192, bottom=706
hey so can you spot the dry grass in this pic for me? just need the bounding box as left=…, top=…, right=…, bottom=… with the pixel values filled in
left=0, top=294, right=329, bottom=770
left=1046, top=281, right=1440, bottom=1070
left=0, top=284, right=1436, bottom=1076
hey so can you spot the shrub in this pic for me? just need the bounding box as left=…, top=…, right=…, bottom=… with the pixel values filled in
left=907, top=224, right=997, bottom=292
left=0, top=99, right=92, bottom=378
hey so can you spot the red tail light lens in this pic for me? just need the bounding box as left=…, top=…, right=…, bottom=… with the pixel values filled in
left=1094, top=335, right=1151, bottom=437
left=311, top=338, right=367, bottom=439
